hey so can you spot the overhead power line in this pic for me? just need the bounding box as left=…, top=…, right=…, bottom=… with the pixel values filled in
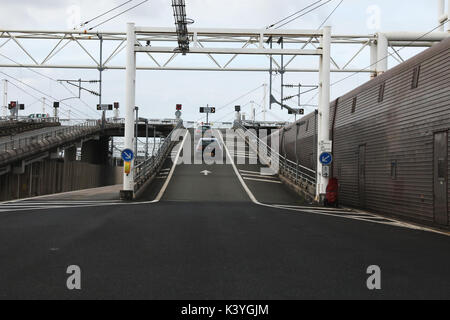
left=331, top=19, right=449, bottom=87
left=275, top=0, right=334, bottom=29
left=266, top=0, right=323, bottom=29
left=88, top=0, right=150, bottom=30
left=0, top=52, right=100, bottom=116
left=0, top=71, right=94, bottom=119
left=77, top=0, right=135, bottom=29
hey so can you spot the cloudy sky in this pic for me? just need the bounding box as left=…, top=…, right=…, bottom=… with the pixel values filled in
left=0, top=0, right=444, bottom=123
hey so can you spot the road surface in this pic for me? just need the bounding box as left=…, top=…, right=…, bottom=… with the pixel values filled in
left=0, top=129, right=449, bottom=299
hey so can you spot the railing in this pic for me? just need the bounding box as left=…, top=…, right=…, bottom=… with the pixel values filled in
left=235, top=123, right=316, bottom=193
left=0, top=120, right=101, bottom=152
left=106, top=118, right=181, bottom=125
left=133, top=120, right=184, bottom=192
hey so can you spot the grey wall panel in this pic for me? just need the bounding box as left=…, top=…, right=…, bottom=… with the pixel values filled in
left=332, top=38, right=450, bottom=225
left=280, top=38, right=449, bottom=227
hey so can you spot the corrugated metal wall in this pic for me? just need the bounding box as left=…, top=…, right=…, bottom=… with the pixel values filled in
left=0, top=160, right=123, bottom=201
left=281, top=110, right=318, bottom=171
left=281, top=38, right=450, bottom=228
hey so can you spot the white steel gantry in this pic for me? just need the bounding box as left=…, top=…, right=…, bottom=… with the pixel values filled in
left=123, top=23, right=334, bottom=199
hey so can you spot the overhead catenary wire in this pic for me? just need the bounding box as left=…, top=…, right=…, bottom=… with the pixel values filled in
left=331, top=19, right=449, bottom=87
left=266, top=0, right=323, bottom=29
left=275, top=0, right=334, bottom=29
left=77, top=0, right=135, bottom=29
left=0, top=71, right=94, bottom=120
left=88, top=0, right=150, bottom=30
left=6, top=80, right=82, bottom=121
left=286, top=19, right=449, bottom=122
left=0, top=52, right=100, bottom=116
left=196, top=84, right=265, bottom=123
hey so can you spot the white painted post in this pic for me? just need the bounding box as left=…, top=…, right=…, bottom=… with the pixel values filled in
left=262, top=83, right=267, bottom=122
left=316, top=26, right=331, bottom=202
left=2, top=79, right=7, bottom=117
left=377, top=33, right=388, bottom=75
left=42, top=97, right=46, bottom=114
left=123, top=22, right=137, bottom=195
left=447, top=0, right=450, bottom=32
left=438, top=0, right=445, bottom=31
left=370, top=40, right=378, bottom=79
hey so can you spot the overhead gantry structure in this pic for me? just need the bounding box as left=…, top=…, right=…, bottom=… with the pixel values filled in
left=121, top=23, right=334, bottom=199
left=1, top=28, right=448, bottom=75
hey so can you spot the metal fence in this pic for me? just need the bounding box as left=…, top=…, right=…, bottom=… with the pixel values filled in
left=133, top=121, right=184, bottom=192
left=0, top=120, right=101, bottom=152
left=235, top=123, right=316, bottom=190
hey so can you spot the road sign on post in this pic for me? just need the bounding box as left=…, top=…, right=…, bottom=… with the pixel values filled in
left=121, top=148, right=135, bottom=162
left=200, top=107, right=215, bottom=114
left=320, top=140, right=332, bottom=153
left=319, top=152, right=333, bottom=166
left=97, top=104, right=113, bottom=111
left=288, top=108, right=304, bottom=115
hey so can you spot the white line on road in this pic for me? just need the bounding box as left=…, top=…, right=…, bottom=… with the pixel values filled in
left=243, top=177, right=282, bottom=184
left=154, top=129, right=189, bottom=202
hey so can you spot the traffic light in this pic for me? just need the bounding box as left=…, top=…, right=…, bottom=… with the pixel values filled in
left=114, top=102, right=119, bottom=109
left=210, top=107, right=216, bottom=113
left=199, top=107, right=205, bottom=113
left=8, top=101, right=17, bottom=109
left=53, top=102, right=60, bottom=109
left=19, top=104, right=25, bottom=110
left=235, top=105, right=241, bottom=112
left=176, top=104, right=182, bottom=111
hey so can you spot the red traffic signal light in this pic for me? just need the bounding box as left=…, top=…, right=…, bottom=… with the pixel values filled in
left=176, top=104, right=182, bottom=110
left=8, top=101, right=17, bottom=109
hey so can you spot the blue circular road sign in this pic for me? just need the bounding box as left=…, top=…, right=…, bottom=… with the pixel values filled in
left=121, top=149, right=134, bottom=162
left=319, top=152, right=333, bottom=165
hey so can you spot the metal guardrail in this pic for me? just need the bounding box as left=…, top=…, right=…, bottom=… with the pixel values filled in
left=241, top=120, right=289, bottom=127
left=133, top=121, right=184, bottom=192
left=106, top=118, right=181, bottom=125
left=236, top=123, right=316, bottom=190
left=0, top=120, right=101, bottom=152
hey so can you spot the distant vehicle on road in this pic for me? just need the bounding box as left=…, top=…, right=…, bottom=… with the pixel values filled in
left=196, top=137, right=221, bottom=157
left=28, top=113, right=50, bottom=121
left=195, top=124, right=212, bottom=136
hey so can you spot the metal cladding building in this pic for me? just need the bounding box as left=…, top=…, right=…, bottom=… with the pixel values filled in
left=282, top=37, right=449, bottom=229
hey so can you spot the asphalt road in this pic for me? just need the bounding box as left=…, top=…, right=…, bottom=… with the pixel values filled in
left=0, top=128, right=449, bottom=299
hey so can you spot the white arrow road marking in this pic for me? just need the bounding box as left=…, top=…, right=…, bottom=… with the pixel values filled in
left=200, top=170, right=212, bottom=176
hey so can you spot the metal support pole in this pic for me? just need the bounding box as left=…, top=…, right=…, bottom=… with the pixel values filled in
left=99, top=35, right=105, bottom=129
left=153, top=126, right=156, bottom=157
left=123, top=22, right=136, bottom=193
left=377, top=33, right=388, bottom=75
left=42, top=97, right=46, bottom=114
left=269, top=39, right=273, bottom=110
left=295, top=123, right=299, bottom=184
left=145, top=120, right=149, bottom=160
left=2, top=79, right=7, bottom=117
left=448, top=0, right=450, bottom=32
left=438, top=0, right=445, bottom=31
left=262, top=83, right=267, bottom=121
left=370, top=40, right=378, bottom=79
left=135, top=106, right=139, bottom=159
left=280, top=38, right=284, bottom=110
left=316, top=26, right=331, bottom=201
